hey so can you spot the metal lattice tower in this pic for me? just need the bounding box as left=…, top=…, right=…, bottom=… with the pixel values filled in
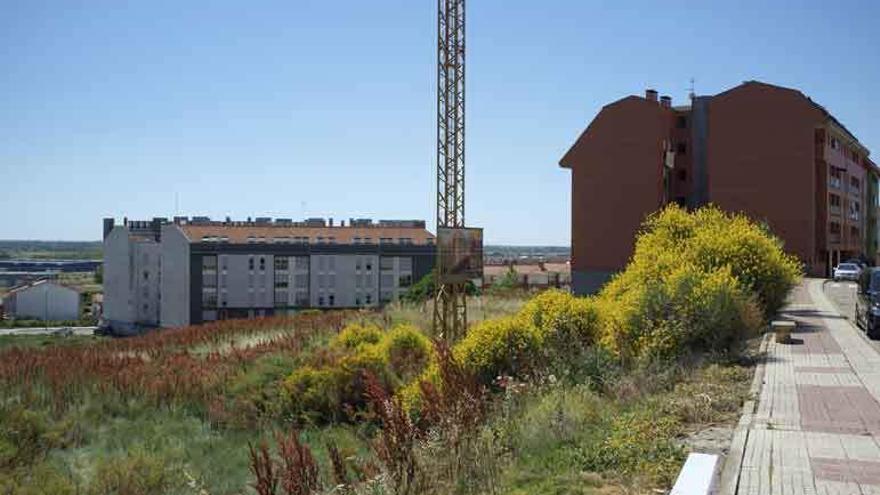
left=433, top=0, right=467, bottom=341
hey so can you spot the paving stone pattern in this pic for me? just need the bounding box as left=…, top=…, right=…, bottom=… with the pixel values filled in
left=732, top=279, right=880, bottom=494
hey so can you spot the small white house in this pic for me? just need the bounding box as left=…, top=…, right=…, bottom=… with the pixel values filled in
left=2, top=280, right=81, bottom=321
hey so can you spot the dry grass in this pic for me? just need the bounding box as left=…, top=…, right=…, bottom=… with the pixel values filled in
left=382, top=293, right=530, bottom=337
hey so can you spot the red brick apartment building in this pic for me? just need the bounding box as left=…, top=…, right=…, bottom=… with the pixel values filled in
left=560, top=81, right=878, bottom=294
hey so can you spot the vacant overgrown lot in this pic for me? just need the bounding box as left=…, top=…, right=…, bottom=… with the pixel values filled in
left=0, top=205, right=800, bottom=495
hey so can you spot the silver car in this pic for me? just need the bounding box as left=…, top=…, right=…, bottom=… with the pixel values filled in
left=833, top=263, right=862, bottom=282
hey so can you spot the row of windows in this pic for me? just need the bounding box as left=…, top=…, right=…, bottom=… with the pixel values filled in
left=380, top=256, right=413, bottom=272
left=274, top=257, right=312, bottom=272
left=205, top=255, right=418, bottom=273
left=202, top=235, right=429, bottom=245
left=829, top=222, right=861, bottom=237
left=828, top=137, right=862, bottom=163
left=829, top=169, right=861, bottom=193
left=246, top=236, right=311, bottom=244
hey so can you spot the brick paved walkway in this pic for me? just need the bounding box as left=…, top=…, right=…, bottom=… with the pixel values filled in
left=722, top=279, right=880, bottom=495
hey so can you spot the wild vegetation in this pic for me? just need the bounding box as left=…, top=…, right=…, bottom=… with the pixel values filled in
left=0, top=205, right=800, bottom=494
left=0, top=240, right=102, bottom=260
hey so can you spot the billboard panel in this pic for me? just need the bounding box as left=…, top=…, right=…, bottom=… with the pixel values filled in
left=437, top=227, right=483, bottom=283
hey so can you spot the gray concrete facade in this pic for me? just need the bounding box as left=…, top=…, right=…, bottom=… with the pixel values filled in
left=103, top=226, right=161, bottom=333
left=572, top=269, right=615, bottom=295
left=106, top=221, right=436, bottom=329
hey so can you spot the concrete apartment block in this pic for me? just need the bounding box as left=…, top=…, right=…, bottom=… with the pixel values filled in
left=103, top=216, right=436, bottom=332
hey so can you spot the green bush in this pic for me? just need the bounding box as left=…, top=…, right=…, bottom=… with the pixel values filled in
left=0, top=404, right=74, bottom=469
left=0, top=463, right=77, bottom=495
left=88, top=450, right=184, bottom=495
left=402, top=270, right=478, bottom=303
left=284, top=366, right=343, bottom=423
left=580, top=408, right=684, bottom=485
left=225, top=353, right=299, bottom=426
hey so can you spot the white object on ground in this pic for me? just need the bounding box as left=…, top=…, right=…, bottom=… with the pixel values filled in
left=670, top=453, right=719, bottom=495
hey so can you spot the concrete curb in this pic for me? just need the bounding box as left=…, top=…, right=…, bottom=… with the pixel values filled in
left=716, top=331, right=772, bottom=495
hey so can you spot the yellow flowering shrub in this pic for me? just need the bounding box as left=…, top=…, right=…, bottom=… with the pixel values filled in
left=283, top=366, right=342, bottom=423
left=379, top=324, right=433, bottom=384
left=452, top=316, right=543, bottom=384
left=627, top=205, right=801, bottom=317
left=597, top=204, right=795, bottom=361
left=286, top=323, right=434, bottom=423
left=330, top=322, right=384, bottom=351
left=519, top=289, right=600, bottom=343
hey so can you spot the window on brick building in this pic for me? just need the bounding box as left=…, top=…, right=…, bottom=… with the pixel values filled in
left=676, top=116, right=687, bottom=129
left=676, top=142, right=687, bottom=154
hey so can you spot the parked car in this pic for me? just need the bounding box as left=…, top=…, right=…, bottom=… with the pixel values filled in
left=844, top=258, right=869, bottom=270
left=834, top=263, right=862, bottom=281
left=856, top=268, right=880, bottom=339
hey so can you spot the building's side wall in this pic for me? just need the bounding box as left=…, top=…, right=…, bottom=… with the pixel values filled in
left=132, top=241, right=161, bottom=326
left=868, top=170, right=879, bottom=262
left=11, top=284, right=80, bottom=321
left=103, top=227, right=133, bottom=328
left=707, top=83, right=824, bottom=273
left=564, top=96, right=673, bottom=294
left=160, top=225, right=191, bottom=328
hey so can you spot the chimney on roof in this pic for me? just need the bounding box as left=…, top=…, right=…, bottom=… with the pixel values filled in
left=660, top=95, right=672, bottom=108
left=340, top=220, right=345, bottom=227
left=646, top=89, right=658, bottom=102
left=329, top=218, right=334, bottom=227
left=102, top=218, right=115, bottom=240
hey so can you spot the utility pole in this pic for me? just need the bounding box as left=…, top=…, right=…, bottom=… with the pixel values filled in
left=433, top=0, right=468, bottom=341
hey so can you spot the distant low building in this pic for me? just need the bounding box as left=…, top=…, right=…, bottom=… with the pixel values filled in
left=103, top=216, right=436, bottom=332
left=2, top=280, right=81, bottom=321
left=483, top=262, right=571, bottom=289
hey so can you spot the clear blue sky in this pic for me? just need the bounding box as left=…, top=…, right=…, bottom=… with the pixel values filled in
left=2, top=0, right=878, bottom=244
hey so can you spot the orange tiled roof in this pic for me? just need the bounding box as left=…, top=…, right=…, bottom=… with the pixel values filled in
left=179, top=224, right=435, bottom=245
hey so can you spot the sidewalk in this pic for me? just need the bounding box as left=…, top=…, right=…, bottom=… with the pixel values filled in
left=721, top=278, right=880, bottom=495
